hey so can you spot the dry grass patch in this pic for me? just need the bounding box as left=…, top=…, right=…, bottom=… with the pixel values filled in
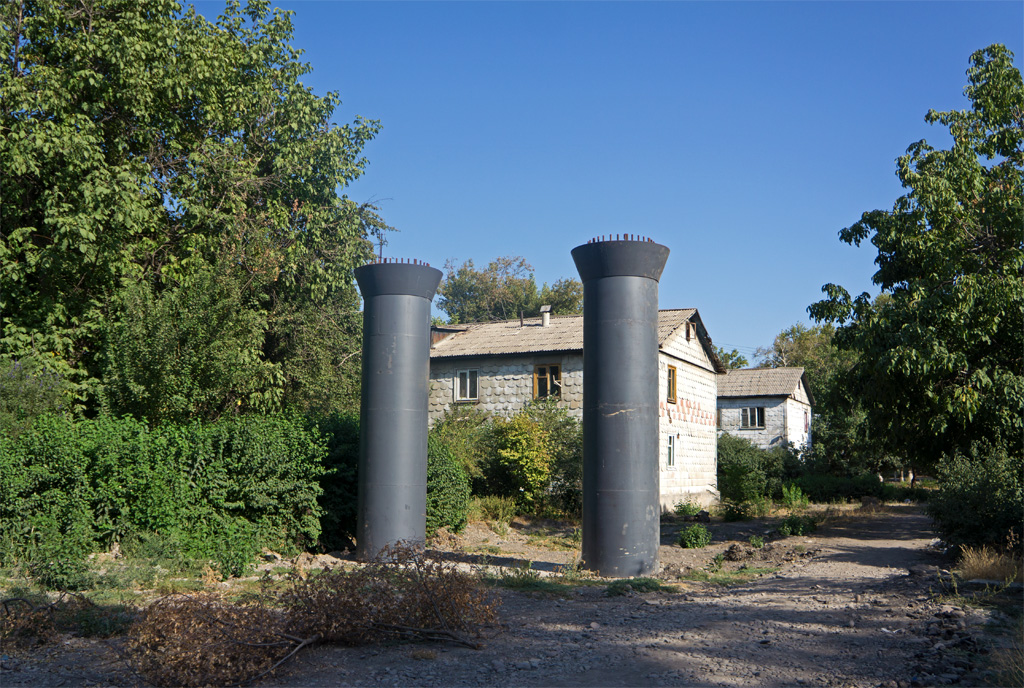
left=993, top=618, right=1024, bottom=688
left=121, top=543, right=501, bottom=687
left=955, top=545, right=1023, bottom=583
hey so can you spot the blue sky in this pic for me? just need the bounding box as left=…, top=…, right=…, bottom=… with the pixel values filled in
left=199, top=1, right=1022, bottom=360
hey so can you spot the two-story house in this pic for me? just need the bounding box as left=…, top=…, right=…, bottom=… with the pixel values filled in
left=428, top=309, right=726, bottom=508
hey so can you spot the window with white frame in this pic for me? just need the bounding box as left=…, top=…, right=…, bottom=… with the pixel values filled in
left=740, top=407, right=765, bottom=429
left=667, top=434, right=676, bottom=468
left=455, top=369, right=478, bottom=402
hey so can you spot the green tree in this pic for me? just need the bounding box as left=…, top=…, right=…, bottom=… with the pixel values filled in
left=714, top=347, right=749, bottom=370
left=436, top=256, right=583, bottom=324
left=808, top=45, right=1024, bottom=468
left=0, top=0, right=381, bottom=419
left=754, top=323, right=856, bottom=403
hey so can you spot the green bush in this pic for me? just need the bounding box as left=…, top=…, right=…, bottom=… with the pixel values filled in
left=482, top=414, right=551, bottom=510
left=429, top=405, right=493, bottom=482
left=427, top=437, right=471, bottom=537
left=777, top=514, right=817, bottom=537
left=928, top=445, right=1023, bottom=552
left=674, top=500, right=702, bottom=518
left=716, top=434, right=786, bottom=503
left=523, top=398, right=583, bottom=518
left=314, top=412, right=360, bottom=551
left=678, top=524, right=712, bottom=548
left=0, top=412, right=327, bottom=586
left=468, top=495, right=518, bottom=526
left=720, top=500, right=752, bottom=522
left=793, top=472, right=885, bottom=503
left=0, top=358, right=73, bottom=439
left=781, top=483, right=810, bottom=511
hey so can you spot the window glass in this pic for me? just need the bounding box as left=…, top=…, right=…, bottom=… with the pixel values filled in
left=456, top=369, right=478, bottom=401
left=667, top=435, right=675, bottom=467
left=667, top=366, right=677, bottom=403
left=741, top=407, right=765, bottom=428
left=534, top=364, right=561, bottom=399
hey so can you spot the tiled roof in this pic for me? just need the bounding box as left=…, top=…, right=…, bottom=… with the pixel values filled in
left=717, top=367, right=807, bottom=399
left=430, top=309, right=698, bottom=359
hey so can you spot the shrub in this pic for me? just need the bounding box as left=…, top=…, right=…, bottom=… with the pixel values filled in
left=314, top=412, right=360, bottom=551
left=720, top=500, right=752, bottom=522
left=674, top=500, right=702, bottom=518
left=468, top=495, right=518, bottom=526
left=777, top=514, right=817, bottom=537
left=427, top=436, right=471, bottom=536
left=0, top=412, right=328, bottom=586
left=0, top=358, right=72, bottom=439
left=781, top=483, right=810, bottom=511
left=716, top=434, right=785, bottom=503
left=749, top=535, right=765, bottom=549
left=429, top=405, right=492, bottom=481
left=928, top=445, right=1023, bottom=552
left=524, top=398, right=583, bottom=518
left=678, top=524, right=712, bottom=548
left=793, top=473, right=885, bottom=503
left=482, top=414, right=551, bottom=510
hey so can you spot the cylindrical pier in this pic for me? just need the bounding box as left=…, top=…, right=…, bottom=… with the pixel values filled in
left=571, top=237, right=669, bottom=577
left=354, top=260, right=442, bottom=560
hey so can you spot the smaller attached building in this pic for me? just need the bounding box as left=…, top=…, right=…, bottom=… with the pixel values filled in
left=716, top=367, right=814, bottom=450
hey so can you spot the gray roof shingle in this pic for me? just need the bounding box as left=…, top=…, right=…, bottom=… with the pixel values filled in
left=717, top=367, right=809, bottom=401
left=430, top=309, right=697, bottom=359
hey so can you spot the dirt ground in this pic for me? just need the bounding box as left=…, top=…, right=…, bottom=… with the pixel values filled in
left=3, top=505, right=1021, bottom=688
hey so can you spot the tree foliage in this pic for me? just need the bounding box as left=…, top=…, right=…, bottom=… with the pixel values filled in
left=0, top=0, right=381, bottom=419
left=436, top=256, right=583, bottom=324
left=808, top=45, right=1024, bottom=467
left=714, top=347, right=749, bottom=370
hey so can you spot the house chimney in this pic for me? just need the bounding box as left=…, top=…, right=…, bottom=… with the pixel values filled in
left=540, top=304, right=552, bottom=327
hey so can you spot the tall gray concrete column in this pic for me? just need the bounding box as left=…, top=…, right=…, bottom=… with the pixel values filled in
left=354, top=259, right=442, bottom=561
left=571, top=236, right=669, bottom=577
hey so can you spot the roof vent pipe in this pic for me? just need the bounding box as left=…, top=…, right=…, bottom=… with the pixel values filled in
left=540, top=304, right=552, bottom=327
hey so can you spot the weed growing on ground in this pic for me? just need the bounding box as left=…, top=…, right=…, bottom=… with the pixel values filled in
left=749, top=535, right=765, bottom=549
left=605, top=577, right=669, bottom=596
left=1, top=591, right=135, bottom=647
left=678, top=524, right=712, bottom=549
left=679, top=566, right=778, bottom=587
left=993, top=617, right=1024, bottom=688
left=777, top=514, right=817, bottom=537
left=673, top=500, right=701, bottom=518
left=781, top=483, right=810, bottom=511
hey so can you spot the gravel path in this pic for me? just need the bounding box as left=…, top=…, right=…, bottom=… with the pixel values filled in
left=3, top=508, right=1016, bottom=687
left=260, top=509, right=1005, bottom=688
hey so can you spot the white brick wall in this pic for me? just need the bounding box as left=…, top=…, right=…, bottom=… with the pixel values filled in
left=717, top=396, right=812, bottom=450
left=428, top=323, right=721, bottom=510
left=429, top=354, right=584, bottom=423
left=658, top=328, right=719, bottom=509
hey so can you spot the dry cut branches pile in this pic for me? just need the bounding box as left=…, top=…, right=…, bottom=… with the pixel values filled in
left=124, top=544, right=500, bottom=686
